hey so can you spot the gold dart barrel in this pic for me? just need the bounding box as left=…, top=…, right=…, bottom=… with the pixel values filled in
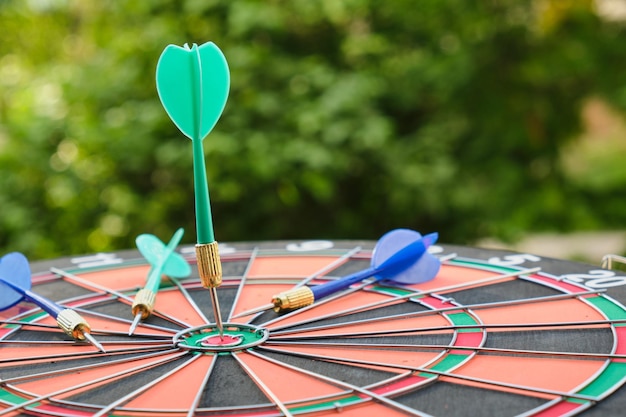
left=196, top=241, right=225, bottom=338
left=57, top=309, right=106, bottom=352
left=132, top=288, right=156, bottom=319
left=57, top=308, right=91, bottom=339
left=271, top=287, right=314, bottom=312
left=196, top=242, right=222, bottom=288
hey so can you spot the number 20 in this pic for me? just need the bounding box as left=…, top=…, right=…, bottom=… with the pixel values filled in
left=561, top=270, right=626, bottom=288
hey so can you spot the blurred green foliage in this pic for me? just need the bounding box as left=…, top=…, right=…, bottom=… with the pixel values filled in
left=1, top=0, right=625, bottom=259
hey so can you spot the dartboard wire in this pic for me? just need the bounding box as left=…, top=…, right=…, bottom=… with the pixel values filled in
left=256, top=345, right=599, bottom=403
left=185, top=351, right=218, bottom=417
left=236, top=246, right=365, bottom=324
left=0, top=340, right=96, bottom=346
left=293, top=245, right=363, bottom=289
left=268, top=288, right=605, bottom=337
left=69, top=305, right=182, bottom=335
left=242, top=349, right=431, bottom=417
left=264, top=340, right=626, bottom=361
left=50, top=267, right=196, bottom=330
left=0, top=344, right=177, bottom=368
left=167, top=276, right=212, bottom=325
left=268, top=318, right=626, bottom=341
left=231, top=352, right=295, bottom=417
left=0, top=347, right=182, bottom=385
left=0, top=308, right=186, bottom=342
left=81, top=329, right=174, bottom=343
left=263, top=267, right=542, bottom=332
left=90, top=353, right=204, bottom=417
left=0, top=338, right=173, bottom=350
left=0, top=350, right=190, bottom=416
left=0, top=319, right=65, bottom=332
left=227, top=246, right=259, bottom=321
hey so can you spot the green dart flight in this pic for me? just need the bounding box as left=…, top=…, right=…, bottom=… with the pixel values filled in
left=156, top=41, right=229, bottom=337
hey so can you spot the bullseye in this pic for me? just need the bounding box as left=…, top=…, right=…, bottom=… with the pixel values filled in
left=200, top=333, right=243, bottom=347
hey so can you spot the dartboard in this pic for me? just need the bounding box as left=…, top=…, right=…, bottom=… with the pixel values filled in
left=2, top=240, right=626, bottom=417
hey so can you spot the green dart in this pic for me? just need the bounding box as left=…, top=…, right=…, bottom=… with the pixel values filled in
left=129, top=228, right=191, bottom=335
left=156, top=42, right=230, bottom=337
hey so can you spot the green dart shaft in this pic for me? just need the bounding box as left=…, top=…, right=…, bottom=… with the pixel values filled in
left=144, top=265, right=164, bottom=294
left=192, top=137, right=215, bottom=244
left=188, top=44, right=214, bottom=245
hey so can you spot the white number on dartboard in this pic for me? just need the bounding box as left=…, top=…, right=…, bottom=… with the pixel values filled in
left=70, top=253, right=124, bottom=269
left=286, top=240, right=334, bottom=252
left=487, top=254, right=541, bottom=266
left=179, top=244, right=238, bottom=256
left=561, top=270, right=626, bottom=288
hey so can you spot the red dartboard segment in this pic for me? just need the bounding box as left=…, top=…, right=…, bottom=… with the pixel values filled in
left=614, top=327, right=626, bottom=355
left=533, top=401, right=590, bottom=417
left=471, top=298, right=608, bottom=329
left=234, top=351, right=354, bottom=402
left=123, top=354, right=216, bottom=410
left=152, top=287, right=210, bottom=327
left=65, top=264, right=151, bottom=292
left=245, top=256, right=345, bottom=279
left=453, top=353, right=606, bottom=392
left=1, top=241, right=626, bottom=416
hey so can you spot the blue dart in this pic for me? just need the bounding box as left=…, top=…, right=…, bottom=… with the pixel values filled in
left=129, top=228, right=192, bottom=335
left=0, top=252, right=106, bottom=352
left=233, top=229, right=441, bottom=317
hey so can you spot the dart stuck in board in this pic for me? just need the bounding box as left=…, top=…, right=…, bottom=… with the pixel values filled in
left=234, top=228, right=441, bottom=318
left=0, top=252, right=105, bottom=352
left=129, top=228, right=192, bottom=335
left=156, top=41, right=230, bottom=337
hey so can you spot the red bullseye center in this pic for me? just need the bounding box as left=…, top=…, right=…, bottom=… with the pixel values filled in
left=200, top=334, right=243, bottom=347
